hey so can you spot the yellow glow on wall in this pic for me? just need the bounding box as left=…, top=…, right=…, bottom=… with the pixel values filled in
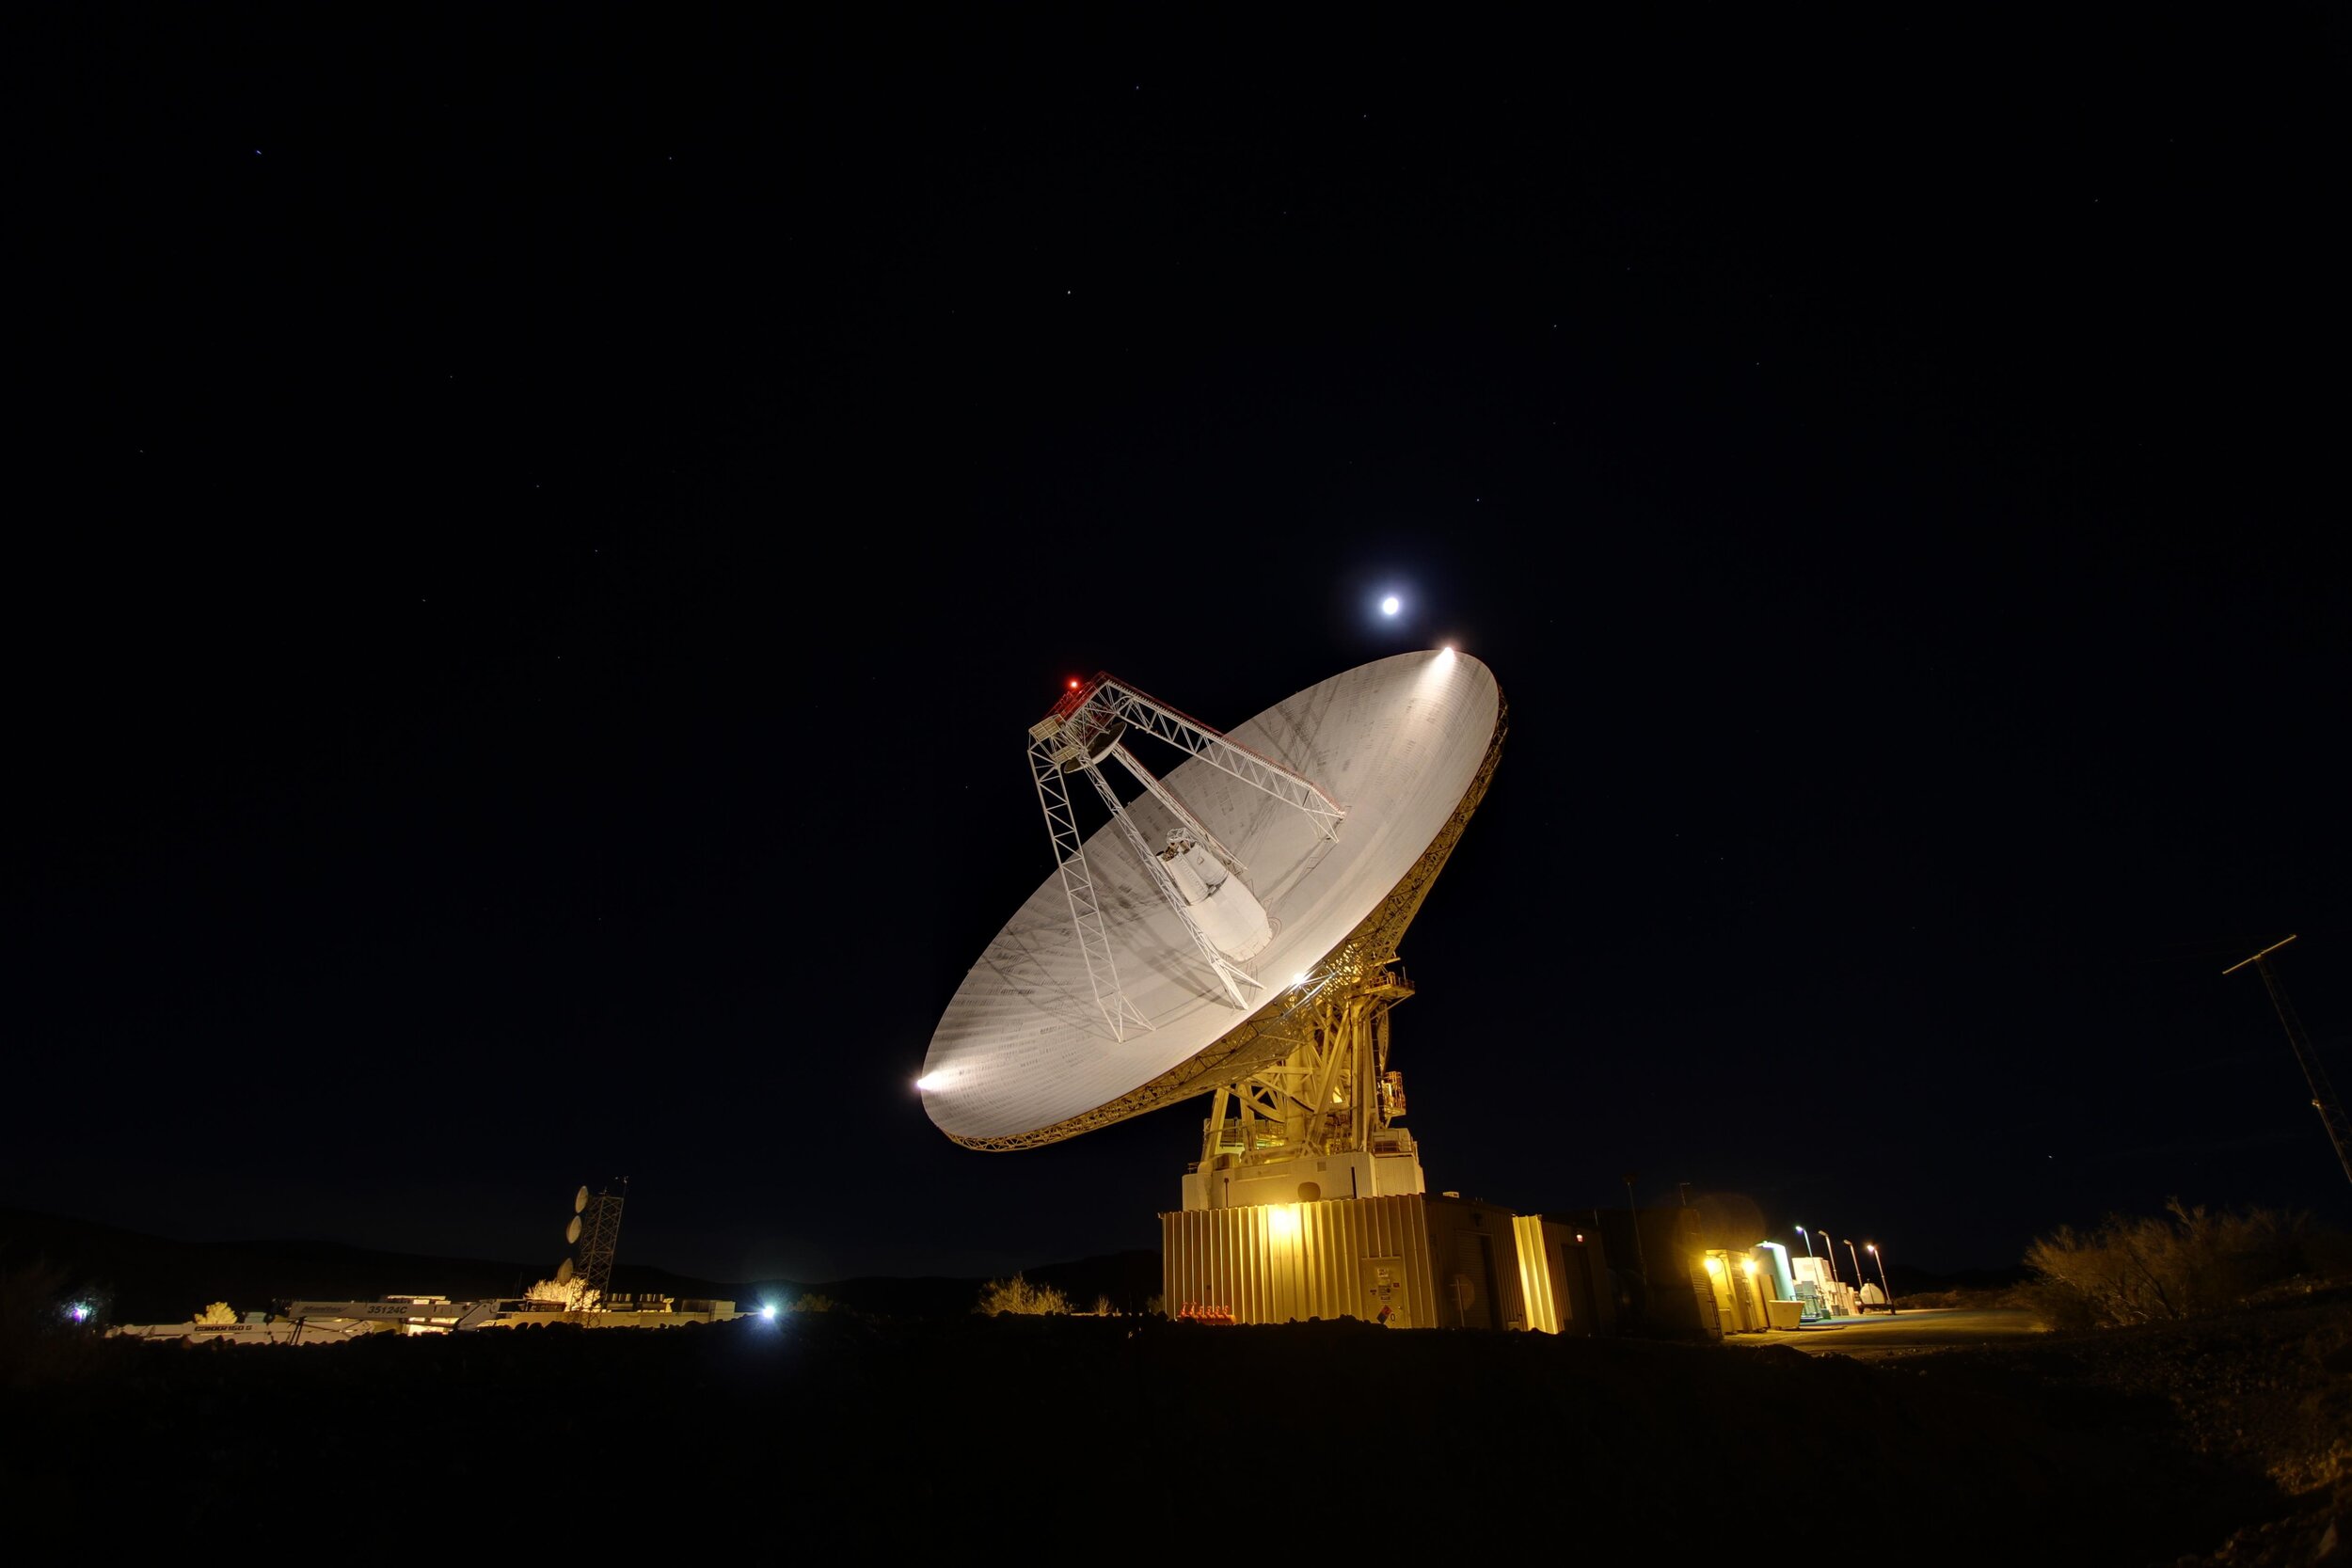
left=1267, top=1203, right=1301, bottom=1242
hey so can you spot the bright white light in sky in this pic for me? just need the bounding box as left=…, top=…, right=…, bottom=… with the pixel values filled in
left=1380, top=595, right=1400, bottom=615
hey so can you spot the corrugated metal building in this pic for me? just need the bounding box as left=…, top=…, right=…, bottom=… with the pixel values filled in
left=1592, top=1205, right=1724, bottom=1339
left=1162, top=1193, right=1616, bottom=1333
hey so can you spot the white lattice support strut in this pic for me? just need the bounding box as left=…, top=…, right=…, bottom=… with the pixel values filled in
left=1079, top=762, right=1264, bottom=1010
left=1029, top=732, right=1151, bottom=1040
left=1095, top=680, right=1346, bottom=839
left=1104, top=741, right=1247, bottom=874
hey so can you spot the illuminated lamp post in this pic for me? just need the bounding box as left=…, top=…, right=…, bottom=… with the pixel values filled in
left=1794, top=1225, right=1815, bottom=1262
left=1818, top=1229, right=1840, bottom=1286
left=1867, top=1243, right=1897, bottom=1315
left=1845, top=1239, right=1865, bottom=1304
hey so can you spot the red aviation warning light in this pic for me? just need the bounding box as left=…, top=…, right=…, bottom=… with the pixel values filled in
left=1049, top=673, right=1104, bottom=722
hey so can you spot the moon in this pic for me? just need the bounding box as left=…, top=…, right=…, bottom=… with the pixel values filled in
left=1380, top=594, right=1400, bottom=615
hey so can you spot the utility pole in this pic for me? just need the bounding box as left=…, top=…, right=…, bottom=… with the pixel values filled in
left=1622, top=1173, right=1648, bottom=1283
left=2225, top=936, right=2352, bottom=1189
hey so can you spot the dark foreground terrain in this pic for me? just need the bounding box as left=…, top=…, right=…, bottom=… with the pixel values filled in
left=7, top=1292, right=2349, bottom=1561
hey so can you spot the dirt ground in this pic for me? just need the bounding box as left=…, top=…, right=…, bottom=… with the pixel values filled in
left=5, top=1285, right=2347, bottom=1560
left=1729, top=1285, right=2352, bottom=1564
left=1945, top=1283, right=2352, bottom=1566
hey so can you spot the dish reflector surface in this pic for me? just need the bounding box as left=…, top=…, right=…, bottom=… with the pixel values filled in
left=922, top=649, right=1502, bottom=1147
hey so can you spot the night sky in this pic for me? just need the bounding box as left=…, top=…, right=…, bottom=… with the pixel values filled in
left=13, top=8, right=2347, bottom=1287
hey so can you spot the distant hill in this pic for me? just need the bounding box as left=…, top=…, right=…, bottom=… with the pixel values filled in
left=1915, top=1262, right=2033, bottom=1291
left=0, top=1207, right=1160, bottom=1324
left=0, top=1206, right=651, bottom=1323
left=10, top=1205, right=2026, bottom=1323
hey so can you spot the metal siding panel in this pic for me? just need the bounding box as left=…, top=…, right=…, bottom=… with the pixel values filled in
left=1513, top=1214, right=1558, bottom=1333
left=1494, top=1215, right=1530, bottom=1329
left=1164, top=1194, right=1449, bottom=1325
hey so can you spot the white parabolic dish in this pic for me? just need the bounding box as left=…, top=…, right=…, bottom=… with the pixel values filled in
left=922, top=648, right=1505, bottom=1148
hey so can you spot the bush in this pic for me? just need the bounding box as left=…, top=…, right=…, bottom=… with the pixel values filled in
left=974, top=1273, right=1071, bottom=1316
left=2023, top=1198, right=2344, bottom=1330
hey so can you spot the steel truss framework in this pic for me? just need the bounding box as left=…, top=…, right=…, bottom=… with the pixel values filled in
left=1026, top=673, right=1349, bottom=1038
left=955, top=689, right=1507, bottom=1150
left=1081, top=755, right=1263, bottom=1010
left=577, top=1186, right=627, bottom=1296
left=1197, top=954, right=1415, bottom=1172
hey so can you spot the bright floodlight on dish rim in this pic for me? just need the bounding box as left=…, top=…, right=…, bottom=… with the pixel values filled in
left=921, top=648, right=1505, bottom=1150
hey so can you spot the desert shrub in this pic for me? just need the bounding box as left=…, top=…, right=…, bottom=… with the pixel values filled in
left=974, top=1273, right=1071, bottom=1316
left=2008, top=1276, right=2104, bottom=1334
left=2025, top=1198, right=2342, bottom=1329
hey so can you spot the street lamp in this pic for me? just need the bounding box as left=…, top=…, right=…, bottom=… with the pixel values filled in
left=1867, top=1243, right=1897, bottom=1315
left=1845, top=1239, right=1865, bottom=1304
left=1818, top=1229, right=1841, bottom=1286
left=1791, top=1225, right=1820, bottom=1321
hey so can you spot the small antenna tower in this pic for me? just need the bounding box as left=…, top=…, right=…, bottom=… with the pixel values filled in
left=565, top=1179, right=629, bottom=1296
left=2225, top=936, right=2352, bottom=1188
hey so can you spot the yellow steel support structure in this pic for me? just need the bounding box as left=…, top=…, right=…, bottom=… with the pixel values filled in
left=1197, top=953, right=1415, bottom=1170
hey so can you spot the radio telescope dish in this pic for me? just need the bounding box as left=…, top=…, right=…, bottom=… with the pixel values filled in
left=921, top=648, right=1503, bottom=1149
left=574, top=1185, right=589, bottom=1213
left=565, top=1215, right=582, bottom=1245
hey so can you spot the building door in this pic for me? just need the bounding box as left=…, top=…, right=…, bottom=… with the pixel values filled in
left=1451, top=1231, right=1497, bottom=1330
